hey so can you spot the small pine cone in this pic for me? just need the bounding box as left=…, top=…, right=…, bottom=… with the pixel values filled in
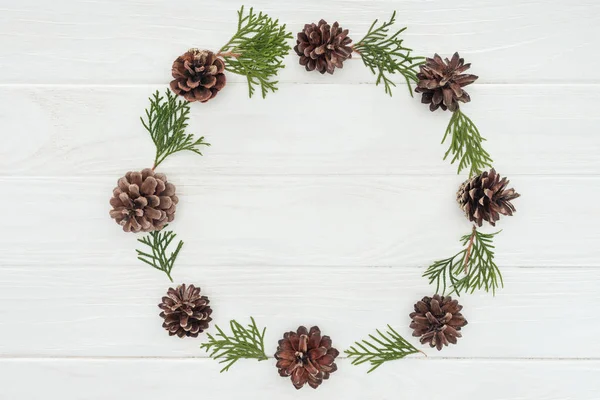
left=158, top=284, right=212, bottom=338
left=410, top=294, right=467, bottom=351
left=294, top=20, right=352, bottom=74
left=170, top=49, right=227, bottom=103
left=457, top=168, right=520, bottom=227
left=109, top=168, right=178, bottom=233
left=415, top=52, right=478, bottom=112
left=275, top=326, right=339, bottom=389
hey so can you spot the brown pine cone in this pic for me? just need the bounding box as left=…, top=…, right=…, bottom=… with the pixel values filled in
left=109, top=168, right=178, bottom=233
left=294, top=20, right=352, bottom=74
left=409, top=295, right=467, bottom=351
left=158, top=284, right=212, bottom=338
left=170, top=49, right=227, bottom=103
left=457, top=168, right=520, bottom=227
left=275, top=326, right=339, bottom=389
left=415, top=52, right=478, bottom=112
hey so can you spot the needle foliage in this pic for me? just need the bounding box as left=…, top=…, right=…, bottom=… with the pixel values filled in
left=219, top=6, right=292, bottom=98
left=136, top=226, right=183, bottom=282
left=423, top=228, right=503, bottom=296
left=141, top=90, right=209, bottom=169
left=443, top=109, right=493, bottom=177
left=201, top=317, right=268, bottom=372
left=346, top=325, right=421, bottom=373
left=353, top=11, right=423, bottom=96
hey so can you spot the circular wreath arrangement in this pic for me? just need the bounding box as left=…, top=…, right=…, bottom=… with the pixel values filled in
left=108, top=6, right=520, bottom=390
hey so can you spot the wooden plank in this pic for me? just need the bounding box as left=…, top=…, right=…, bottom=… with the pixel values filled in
left=0, top=175, right=596, bottom=267
left=1, top=84, right=599, bottom=177
left=0, top=266, right=598, bottom=358
left=1, top=0, right=598, bottom=84
left=2, top=358, right=599, bottom=399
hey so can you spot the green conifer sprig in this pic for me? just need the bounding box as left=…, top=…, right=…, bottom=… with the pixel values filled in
left=218, top=6, right=292, bottom=98
left=201, top=317, right=268, bottom=372
left=443, top=109, right=493, bottom=177
left=423, top=227, right=503, bottom=296
left=353, top=11, right=423, bottom=96
left=136, top=226, right=183, bottom=282
left=346, top=325, right=422, bottom=373
left=140, top=90, right=210, bottom=169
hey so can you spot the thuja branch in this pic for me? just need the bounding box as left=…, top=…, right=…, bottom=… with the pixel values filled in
left=217, top=51, right=241, bottom=58
left=140, top=90, right=210, bottom=169
left=346, top=325, right=422, bottom=373
left=201, top=317, right=268, bottom=372
left=443, top=109, right=493, bottom=177
left=353, top=11, right=423, bottom=96
left=423, top=228, right=503, bottom=296
left=219, top=6, right=292, bottom=98
left=136, top=226, right=183, bottom=282
left=463, top=225, right=477, bottom=273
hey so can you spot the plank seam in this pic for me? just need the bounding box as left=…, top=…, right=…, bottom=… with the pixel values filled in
left=0, top=83, right=598, bottom=88
left=1, top=356, right=598, bottom=361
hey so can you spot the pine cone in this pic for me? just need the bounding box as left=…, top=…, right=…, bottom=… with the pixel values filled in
left=457, top=168, right=520, bottom=227
left=170, top=49, right=227, bottom=103
left=415, top=53, right=478, bottom=112
left=275, top=326, right=339, bottom=389
left=409, top=295, right=467, bottom=351
left=158, top=284, right=212, bottom=338
left=109, top=168, right=178, bottom=233
left=294, top=20, right=352, bottom=74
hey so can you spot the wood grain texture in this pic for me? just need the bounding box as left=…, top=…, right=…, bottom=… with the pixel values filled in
left=0, top=0, right=598, bottom=83
left=1, top=84, right=599, bottom=177
left=1, top=0, right=599, bottom=398
left=1, top=266, right=598, bottom=358
left=2, top=175, right=596, bottom=267
left=3, top=359, right=599, bottom=400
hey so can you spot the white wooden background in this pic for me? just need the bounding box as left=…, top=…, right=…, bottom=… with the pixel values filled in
left=1, top=0, right=599, bottom=398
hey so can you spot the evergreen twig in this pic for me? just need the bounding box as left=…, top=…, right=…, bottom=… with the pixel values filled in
left=353, top=11, right=423, bottom=96
left=140, top=90, right=210, bottom=169
left=219, top=6, right=292, bottom=98
left=136, top=226, right=183, bottom=282
left=423, top=228, right=503, bottom=296
left=201, top=317, right=268, bottom=372
left=443, top=109, right=493, bottom=177
left=346, top=325, right=422, bottom=373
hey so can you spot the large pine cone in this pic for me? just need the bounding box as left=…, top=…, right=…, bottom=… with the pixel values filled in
left=109, top=168, right=178, bottom=233
left=410, top=295, right=467, bottom=351
left=158, top=284, right=212, bottom=338
left=294, top=20, right=352, bottom=74
left=170, top=49, right=226, bottom=103
left=415, top=53, right=478, bottom=112
left=457, top=168, right=520, bottom=227
left=275, top=326, right=339, bottom=389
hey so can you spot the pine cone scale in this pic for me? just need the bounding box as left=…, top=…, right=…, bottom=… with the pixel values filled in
left=304, top=359, right=320, bottom=375
left=276, top=350, right=295, bottom=361
left=425, top=311, right=438, bottom=324
left=444, top=325, right=461, bottom=337
left=308, top=347, right=327, bottom=360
